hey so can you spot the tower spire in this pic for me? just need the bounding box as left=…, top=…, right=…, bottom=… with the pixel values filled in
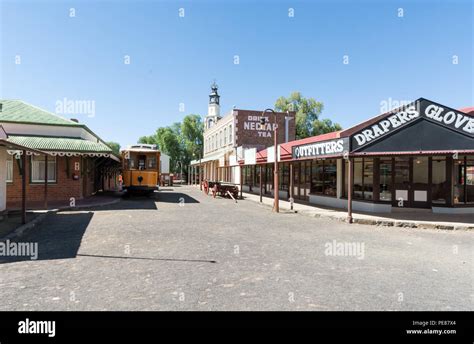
left=206, top=81, right=221, bottom=129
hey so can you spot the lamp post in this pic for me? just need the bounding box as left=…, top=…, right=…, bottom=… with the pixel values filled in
left=261, top=108, right=279, bottom=213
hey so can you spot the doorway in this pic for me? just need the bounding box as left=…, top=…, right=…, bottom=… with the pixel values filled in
left=392, top=157, right=430, bottom=208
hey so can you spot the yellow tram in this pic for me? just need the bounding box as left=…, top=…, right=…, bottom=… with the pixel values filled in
left=121, top=144, right=161, bottom=195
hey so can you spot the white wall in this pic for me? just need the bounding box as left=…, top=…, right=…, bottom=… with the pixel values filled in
left=160, top=154, right=170, bottom=174
left=0, top=149, right=7, bottom=211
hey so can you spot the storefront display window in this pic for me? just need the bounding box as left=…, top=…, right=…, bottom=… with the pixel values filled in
left=455, top=156, right=474, bottom=204
left=311, top=159, right=337, bottom=196
left=431, top=157, right=446, bottom=204
left=379, top=158, right=392, bottom=201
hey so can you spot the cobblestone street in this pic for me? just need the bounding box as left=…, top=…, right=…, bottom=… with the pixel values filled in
left=0, top=186, right=472, bottom=311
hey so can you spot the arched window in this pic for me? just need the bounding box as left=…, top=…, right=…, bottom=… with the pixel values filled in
left=224, top=128, right=227, bottom=145
left=228, top=125, right=232, bottom=144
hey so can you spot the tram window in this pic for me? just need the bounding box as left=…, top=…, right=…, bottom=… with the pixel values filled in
left=138, top=155, right=146, bottom=170
left=148, top=157, right=156, bottom=169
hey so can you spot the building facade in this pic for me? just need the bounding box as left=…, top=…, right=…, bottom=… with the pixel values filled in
left=0, top=100, right=120, bottom=210
left=240, top=98, right=474, bottom=214
left=190, top=83, right=296, bottom=184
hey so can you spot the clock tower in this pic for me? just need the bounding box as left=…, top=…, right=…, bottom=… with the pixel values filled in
left=205, top=82, right=221, bottom=130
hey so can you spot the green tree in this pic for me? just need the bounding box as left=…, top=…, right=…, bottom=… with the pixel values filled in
left=312, top=118, right=342, bottom=135
left=137, top=114, right=204, bottom=174
left=275, top=91, right=341, bottom=139
left=181, top=114, right=203, bottom=159
left=106, top=141, right=121, bottom=155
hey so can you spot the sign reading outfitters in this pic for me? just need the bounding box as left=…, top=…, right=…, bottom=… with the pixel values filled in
left=351, top=98, right=474, bottom=150
left=293, top=137, right=349, bottom=159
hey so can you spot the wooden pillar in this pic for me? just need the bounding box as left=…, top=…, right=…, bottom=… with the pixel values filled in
left=21, top=150, right=27, bottom=224
left=239, top=165, right=243, bottom=199
left=44, top=154, right=48, bottom=209
left=289, top=163, right=294, bottom=207
left=259, top=165, right=263, bottom=202
left=347, top=158, right=353, bottom=224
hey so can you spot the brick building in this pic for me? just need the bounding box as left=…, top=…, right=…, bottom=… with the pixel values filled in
left=190, top=83, right=296, bottom=184
left=0, top=100, right=120, bottom=211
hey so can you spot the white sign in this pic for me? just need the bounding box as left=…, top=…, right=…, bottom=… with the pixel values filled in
left=243, top=115, right=277, bottom=138
left=353, top=105, right=420, bottom=147
left=293, top=138, right=349, bottom=159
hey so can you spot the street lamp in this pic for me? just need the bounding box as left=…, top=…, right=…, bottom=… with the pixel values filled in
left=261, top=108, right=279, bottom=213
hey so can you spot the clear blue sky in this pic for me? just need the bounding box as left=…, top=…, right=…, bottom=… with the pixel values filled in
left=1, top=0, right=472, bottom=148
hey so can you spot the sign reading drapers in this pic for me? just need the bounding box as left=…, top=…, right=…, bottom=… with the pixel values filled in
left=351, top=99, right=474, bottom=150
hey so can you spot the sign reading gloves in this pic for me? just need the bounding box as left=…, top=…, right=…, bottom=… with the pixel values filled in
left=351, top=99, right=474, bottom=150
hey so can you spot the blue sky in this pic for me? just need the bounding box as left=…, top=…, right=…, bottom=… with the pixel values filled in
left=1, top=0, right=472, bottom=148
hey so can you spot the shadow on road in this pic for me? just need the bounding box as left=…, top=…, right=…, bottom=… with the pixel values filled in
left=77, top=253, right=216, bottom=263
left=156, top=192, right=199, bottom=204
left=0, top=212, right=93, bottom=264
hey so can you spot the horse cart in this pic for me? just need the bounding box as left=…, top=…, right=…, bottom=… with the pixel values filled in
left=202, top=180, right=239, bottom=200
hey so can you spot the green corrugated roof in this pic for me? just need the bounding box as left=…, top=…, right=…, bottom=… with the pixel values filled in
left=0, top=99, right=81, bottom=126
left=7, top=135, right=112, bottom=153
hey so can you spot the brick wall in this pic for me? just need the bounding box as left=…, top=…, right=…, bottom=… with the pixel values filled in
left=6, top=155, right=86, bottom=206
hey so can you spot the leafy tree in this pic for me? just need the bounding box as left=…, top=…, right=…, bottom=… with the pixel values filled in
left=312, top=118, right=342, bottom=135
left=275, top=91, right=341, bottom=139
left=137, top=114, right=203, bottom=174
left=106, top=141, right=121, bottom=155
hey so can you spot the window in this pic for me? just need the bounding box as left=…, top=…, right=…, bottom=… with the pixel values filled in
left=345, top=158, right=373, bottom=200
left=228, top=125, right=232, bottom=145
left=6, top=154, right=13, bottom=182
left=431, top=157, right=446, bottom=204
left=311, top=159, right=337, bottom=196
left=454, top=156, right=474, bottom=204
left=379, top=158, right=392, bottom=201
left=31, top=155, right=56, bottom=183
left=224, top=128, right=227, bottom=145
left=148, top=157, right=157, bottom=169
left=220, top=131, right=223, bottom=147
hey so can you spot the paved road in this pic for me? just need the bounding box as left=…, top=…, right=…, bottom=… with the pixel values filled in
left=0, top=186, right=472, bottom=311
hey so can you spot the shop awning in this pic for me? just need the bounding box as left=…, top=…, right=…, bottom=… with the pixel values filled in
left=6, top=135, right=120, bottom=161
left=190, top=150, right=229, bottom=165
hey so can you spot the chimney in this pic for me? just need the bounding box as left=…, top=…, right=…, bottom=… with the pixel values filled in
left=70, top=118, right=79, bottom=123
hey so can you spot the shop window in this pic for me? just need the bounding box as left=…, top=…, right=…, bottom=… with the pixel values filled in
left=394, top=157, right=410, bottom=185
left=413, top=157, right=428, bottom=184
left=6, top=154, right=13, bottom=182
left=353, top=159, right=363, bottom=200
left=379, top=158, right=392, bottom=201
left=324, top=160, right=337, bottom=196
left=31, top=155, right=56, bottom=183
left=311, top=160, right=324, bottom=194
left=431, top=157, right=446, bottom=204
left=345, top=158, right=374, bottom=200
left=311, top=159, right=337, bottom=197
left=279, top=163, right=290, bottom=192
left=455, top=156, right=474, bottom=204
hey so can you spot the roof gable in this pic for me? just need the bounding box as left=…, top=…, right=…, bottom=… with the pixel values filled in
left=350, top=98, right=474, bottom=151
